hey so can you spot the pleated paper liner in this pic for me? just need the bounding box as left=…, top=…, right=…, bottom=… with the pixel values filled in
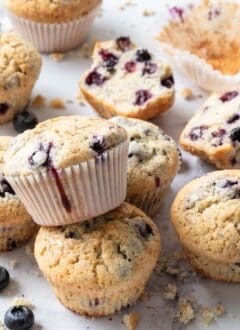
left=6, top=140, right=129, bottom=226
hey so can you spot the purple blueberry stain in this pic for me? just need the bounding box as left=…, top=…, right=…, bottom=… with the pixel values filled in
left=85, top=70, right=107, bottom=86
left=134, top=90, right=152, bottom=106
left=211, top=128, right=226, bottom=146
left=135, top=49, right=152, bottom=62
left=142, top=62, right=157, bottom=75
left=99, top=50, right=118, bottom=72
left=0, top=103, right=9, bottom=115
left=189, top=125, right=208, bottom=141
left=230, top=128, right=240, bottom=143
left=220, top=91, right=239, bottom=103
left=208, top=8, right=221, bottom=20
left=227, top=113, right=240, bottom=124
left=90, top=298, right=100, bottom=308
left=135, top=222, right=154, bottom=239
left=89, top=135, right=106, bottom=155
left=0, top=179, right=15, bottom=198
left=116, top=36, right=131, bottom=52
left=161, top=76, right=174, bottom=88
left=169, top=6, right=185, bottom=23
left=124, top=61, right=137, bottom=73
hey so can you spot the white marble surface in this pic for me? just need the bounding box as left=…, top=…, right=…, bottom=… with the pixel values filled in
left=0, top=0, right=240, bottom=329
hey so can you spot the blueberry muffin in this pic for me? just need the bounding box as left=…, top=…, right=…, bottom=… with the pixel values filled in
left=0, top=136, right=37, bottom=251
left=171, top=170, right=240, bottom=282
left=80, top=37, right=175, bottom=120
left=180, top=91, right=240, bottom=169
left=3, top=116, right=128, bottom=226
left=0, top=32, right=41, bottom=124
left=111, top=117, right=180, bottom=216
left=6, top=0, right=101, bottom=52
left=34, top=202, right=161, bottom=316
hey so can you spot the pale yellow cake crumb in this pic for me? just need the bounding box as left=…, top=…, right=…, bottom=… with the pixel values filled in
left=8, top=260, right=18, bottom=269
left=76, top=91, right=86, bottom=106
left=201, top=307, right=215, bottom=325
left=0, top=321, right=4, bottom=330
left=49, top=98, right=65, bottom=109
left=181, top=88, right=197, bottom=101
left=50, top=52, right=64, bottom=61
left=214, top=305, right=225, bottom=317
left=163, top=283, right=178, bottom=301
left=25, top=243, right=34, bottom=256
left=119, top=0, right=137, bottom=10
left=177, top=299, right=195, bottom=325
left=123, top=312, right=139, bottom=330
left=11, top=297, right=33, bottom=307
left=143, top=9, right=156, bottom=16
left=31, top=95, right=46, bottom=108
left=70, top=42, right=95, bottom=59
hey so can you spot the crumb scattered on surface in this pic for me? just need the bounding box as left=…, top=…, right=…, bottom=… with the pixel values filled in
left=0, top=321, right=4, bottom=330
left=49, top=98, right=65, bottom=109
left=97, top=8, right=103, bottom=16
left=11, top=297, right=33, bottom=308
left=163, top=283, right=178, bottom=301
left=25, top=243, right=34, bottom=256
left=31, top=95, right=46, bottom=108
left=181, top=88, right=198, bottom=101
left=143, top=9, right=156, bottom=16
left=177, top=299, right=195, bottom=325
left=201, top=307, right=215, bottom=325
left=214, top=305, right=225, bottom=317
left=8, top=260, right=18, bottom=269
left=50, top=52, right=64, bottom=61
left=141, top=290, right=150, bottom=301
left=119, top=0, right=137, bottom=10
left=76, top=91, right=86, bottom=106
left=69, top=41, right=95, bottom=59
left=123, top=312, right=139, bottom=330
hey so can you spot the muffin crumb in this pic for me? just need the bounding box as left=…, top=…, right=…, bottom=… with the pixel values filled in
left=163, top=283, right=178, bottom=301
left=201, top=307, right=215, bottom=325
left=181, top=88, right=197, bottom=100
left=49, top=98, right=65, bottom=109
left=8, top=260, right=18, bottom=269
left=50, top=52, right=65, bottom=62
left=76, top=91, right=86, bottom=106
left=25, top=243, right=34, bottom=256
left=11, top=297, right=33, bottom=307
left=119, top=0, right=137, bottom=10
left=31, top=95, right=46, bottom=108
left=176, top=299, right=195, bottom=325
left=214, top=305, right=225, bottom=317
left=143, top=9, right=156, bottom=16
left=123, top=312, right=139, bottom=330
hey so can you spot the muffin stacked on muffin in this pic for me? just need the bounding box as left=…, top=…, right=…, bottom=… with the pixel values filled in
left=110, top=117, right=180, bottom=216
left=6, top=0, right=101, bottom=52
left=80, top=37, right=175, bottom=120
left=0, top=136, right=38, bottom=251
left=0, top=32, right=41, bottom=124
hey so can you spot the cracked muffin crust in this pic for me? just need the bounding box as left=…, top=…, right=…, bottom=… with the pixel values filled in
left=180, top=91, right=240, bottom=169
left=0, top=32, right=41, bottom=124
left=34, top=202, right=161, bottom=316
left=0, top=136, right=38, bottom=251
left=6, top=0, right=101, bottom=23
left=171, top=170, right=240, bottom=282
left=110, top=117, right=180, bottom=216
left=80, top=37, right=175, bottom=120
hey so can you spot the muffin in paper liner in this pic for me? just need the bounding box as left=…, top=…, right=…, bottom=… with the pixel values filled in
left=158, top=1, right=240, bottom=92
left=5, top=140, right=129, bottom=226
left=7, top=4, right=101, bottom=53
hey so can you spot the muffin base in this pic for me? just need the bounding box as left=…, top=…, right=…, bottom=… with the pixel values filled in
left=0, top=219, right=38, bottom=251
left=184, top=247, right=240, bottom=283
left=8, top=5, right=101, bottom=53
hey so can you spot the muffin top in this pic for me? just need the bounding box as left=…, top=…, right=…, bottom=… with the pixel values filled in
left=159, top=1, right=240, bottom=75
left=34, top=202, right=160, bottom=288
left=0, top=136, right=31, bottom=225
left=0, top=32, right=41, bottom=96
left=110, top=117, right=180, bottom=196
left=171, top=170, right=240, bottom=263
left=180, top=91, right=240, bottom=169
left=4, top=116, right=127, bottom=176
left=7, top=0, right=101, bottom=23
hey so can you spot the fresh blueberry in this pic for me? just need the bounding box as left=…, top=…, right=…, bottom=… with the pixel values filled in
left=99, top=50, right=118, bottom=72
left=116, top=36, right=131, bottom=51
left=0, top=103, right=9, bottom=115
left=142, top=62, right=157, bottom=75
left=0, top=179, right=15, bottom=198
left=161, top=75, right=174, bottom=88
left=135, top=49, right=152, bottom=62
left=4, top=306, right=34, bottom=330
left=85, top=70, right=107, bottom=86
left=189, top=125, right=208, bottom=141
left=220, top=91, right=239, bottom=102
left=227, top=113, right=240, bottom=124
left=230, top=127, right=240, bottom=143
left=0, top=266, right=10, bottom=291
left=134, top=90, right=152, bottom=106
left=135, top=222, right=153, bottom=239
left=13, top=111, right=38, bottom=133
left=124, top=61, right=137, bottom=73
left=89, top=135, right=106, bottom=154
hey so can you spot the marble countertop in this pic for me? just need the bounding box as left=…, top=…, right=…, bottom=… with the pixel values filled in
left=1, top=0, right=240, bottom=329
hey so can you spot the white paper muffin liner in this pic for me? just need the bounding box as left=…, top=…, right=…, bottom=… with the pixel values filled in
left=160, top=42, right=240, bottom=93
left=6, top=140, right=129, bottom=226
left=7, top=5, right=100, bottom=53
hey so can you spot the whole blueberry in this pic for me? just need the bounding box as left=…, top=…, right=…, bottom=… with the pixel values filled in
left=135, top=49, right=152, bottom=62
left=230, top=127, right=240, bottom=143
left=0, top=266, right=10, bottom=291
left=161, top=75, right=174, bottom=88
left=4, top=306, right=34, bottom=330
left=13, top=111, right=38, bottom=133
left=116, top=36, right=131, bottom=51
left=0, top=103, right=9, bottom=115
left=0, top=179, right=15, bottom=198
